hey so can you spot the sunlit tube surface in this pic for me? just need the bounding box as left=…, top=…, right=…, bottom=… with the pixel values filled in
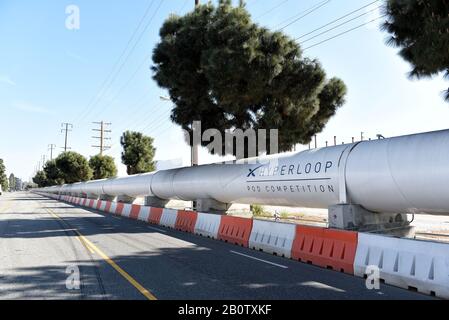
left=37, top=129, right=449, bottom=215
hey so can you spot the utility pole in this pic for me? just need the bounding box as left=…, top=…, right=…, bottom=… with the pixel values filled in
left=92, top=121, right=112, bottom=155
left=48, top=144, right=56, bottom=161
left=189, top=0, right=200, bottom=209
left=61, top=123, right=73, bottom=152
left=41, top=155, right=46, bottom=170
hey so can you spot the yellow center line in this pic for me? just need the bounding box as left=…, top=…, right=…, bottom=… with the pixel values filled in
left=76, top=233, right=96, bottom=254
left=44, top=207, right=157, bottom=301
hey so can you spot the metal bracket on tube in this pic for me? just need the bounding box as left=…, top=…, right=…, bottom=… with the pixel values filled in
left=337, top=142, right=361, bottom=204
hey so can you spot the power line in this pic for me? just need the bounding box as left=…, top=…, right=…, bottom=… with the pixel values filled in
left=295, top=0, right=380, bottom=41
left=105, top=106, right=170, bottom=155
left=87, top=53, right=152, bottom=122
left=276, top=0, right=331, bottom=30
left=256, top=0, right=290, bottom=19
left=73, top=0, right=157, bottom=124
left=299, top=5, right=382, bottom=44
left=178, top=0, right=189, bottom=13
left=85, top=0, right=193, bottom=126
left=95, top=0, right=197, bottom=151
left=302, top=14, right=386, bottom=51
left=75, top=0, right=164, bottom=125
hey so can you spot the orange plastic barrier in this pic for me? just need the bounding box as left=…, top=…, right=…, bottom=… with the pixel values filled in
left=88, top=199, right=94, bottom=208
left=104, top=201, right=112, bottom=213
left=291, top=225, right=358, bottom=274
left=129, top=204, right=141, bottom=220
left=148, top=207, right=163, bottom=224
left=96, top=200, right=103, bottom=210
left=218, top=216, right=253, bottom=247
left=175, top=210, right=198, bottom=233
left=115, top=203, right=124, bottom=215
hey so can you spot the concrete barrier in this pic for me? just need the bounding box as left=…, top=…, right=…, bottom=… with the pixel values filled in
left=96, top=200, right=103, bottom=210
left=354, top=233, right=449, bottom=299
left=137, top=206, right=151, bottom=222
left=159, top=208, right=178, bottom=228
left=109, top=201, right=117, bottom=215
left=117, top=203, right=130, bottom=217
left=148, top=207, right=163, bottom=224
left=175, top=210, right=198, bottom=233
left=99, top=200, right=107, bottom=212
left=249, top=220, right=296, bottom=258
left=194, top=212, right=221, bottom=239
left=32, top=191, right=449, bottom=300
left=129, top=204, right=141, bottom=220
left=115, top=203, right=124, bottom=215
left=218, top=216, right=253, bottom=247
left=291, top=225, right=358, bottom=274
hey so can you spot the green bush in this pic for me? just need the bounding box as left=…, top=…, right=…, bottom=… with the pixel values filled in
left=280, top=211, right=289, bottom=219
left=251, top=204, right=265, bottom=217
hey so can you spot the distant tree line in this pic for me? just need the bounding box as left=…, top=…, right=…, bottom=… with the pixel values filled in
left=32, top=131, right=156, bottom=187
left=0, top=159, right=8, bottom=191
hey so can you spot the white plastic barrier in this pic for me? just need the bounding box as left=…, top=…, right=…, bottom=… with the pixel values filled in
left=138, top=206, right=151, bottom=222
left=99, top=201, right=107, bottom=211
left=354, top=233, right=449, bottom=299
left=194, top=212, right=221, bottom=239
left=249, top=219, right=296, bottom=258
left=121, top=203, right=132, bottom=217
left=159, top=208, right=178, bottom=228
left=109, top=202, right=117, bottom=214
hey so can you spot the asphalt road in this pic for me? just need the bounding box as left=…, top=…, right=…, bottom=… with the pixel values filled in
left=0, top=192, right=433, bottom=300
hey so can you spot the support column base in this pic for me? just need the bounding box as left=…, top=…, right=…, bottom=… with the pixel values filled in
left=144, top=196, right=169, bottom=208
left=100, top=194, right=115, bottom=201
left=196, top=199, right=231, bottom=215
left=116, top=195, right=136, bottom=204
left=328, top=204, right=414, bottom=238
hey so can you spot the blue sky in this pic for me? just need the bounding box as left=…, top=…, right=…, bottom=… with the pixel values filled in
left=1, top=0, right=448, bottom=181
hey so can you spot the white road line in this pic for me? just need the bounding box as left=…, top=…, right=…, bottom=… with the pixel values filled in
left=147, top=226, right=167, bottom=233
left=230, top=250, right=289, bottom=269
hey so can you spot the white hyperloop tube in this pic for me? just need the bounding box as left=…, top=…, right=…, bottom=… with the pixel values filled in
left=37, top=129, right=449, bottom=215
left=345, top=129, right=449, bottom=214
left=150, top=144, right=349, bottom=208
left=101, top=173, right=155, bottom=197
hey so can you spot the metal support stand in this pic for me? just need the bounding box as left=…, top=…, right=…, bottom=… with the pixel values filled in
left=144, top=196, right=169, bottom=208
left=196, top=199, right=231, bottom=215
left=328, top=204, right=414, bottom=238
left=116, top=195, right=136, bottom=204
